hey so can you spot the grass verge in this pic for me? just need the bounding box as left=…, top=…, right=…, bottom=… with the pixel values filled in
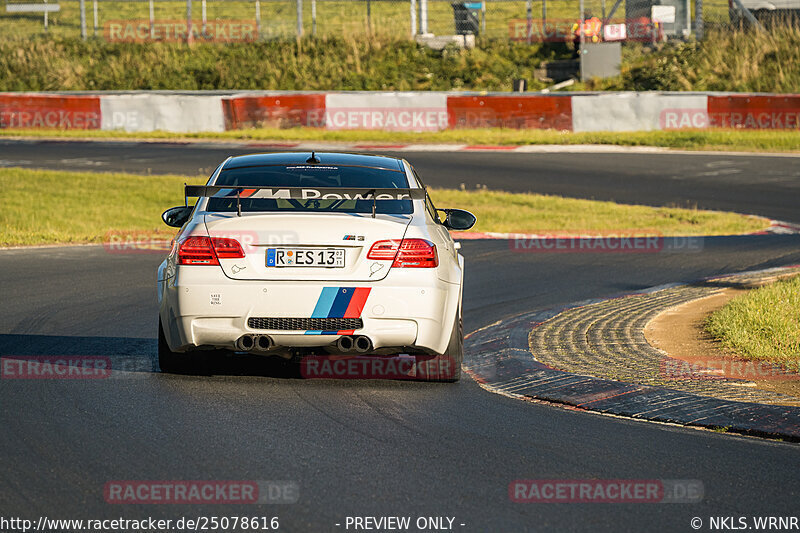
left=0, top=37, right=565, bottom=92
left=0, top=1, right=588, bottom=42
left=2, top=28, right=799, bottom=93
left=3, top=128, right=800, bottom=153
left=706, top=275, right=800, bottom=369
left=0, top=169, right=206, bottom=246
left=0, top=168, right=768, bottom=247
left=586, top=27, right=800, bottom=93
left=429, top=188, right=766, bottom=235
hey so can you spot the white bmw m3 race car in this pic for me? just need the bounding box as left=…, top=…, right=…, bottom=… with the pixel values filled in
left=157, top=152, right=476, bottom=381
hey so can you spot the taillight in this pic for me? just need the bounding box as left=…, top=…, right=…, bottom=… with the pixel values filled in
left=395, top=239, right=438, bottom=267
left=367, top=240, right=401, bottom=261
left=178, top=236, right=216, bottom=265
left=178, top=236, right=244, bottom=265
left=212, top=237, right=245, bottom=259
left=367, top=239, right=438, bottom=268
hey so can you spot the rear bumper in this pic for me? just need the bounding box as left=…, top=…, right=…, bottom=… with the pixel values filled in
left=158, top=263, right=459, bottom=355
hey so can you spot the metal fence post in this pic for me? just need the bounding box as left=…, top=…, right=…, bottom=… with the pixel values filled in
left=579, top=0, right=585, bottom=81
left=481, top=0, right=485, bottom=33
left=202, top=0, right=207, bottom=35
left=80, top=0, right=87, bottom=39
left=187, top=0, right=193, bottom=43
left=256, top=0, right=262, bottom=38
left=410, top=0, right=417, bottom=35
left=731, top=0, right=762, bottom=29
left=311, top=0, right=316, bottom=35
left=297, top=0, right=303, bottom=37
left=149, top=0, right=155, bottom=39
left=542, top=0, right=547, bottom=34
left=695, top=0, right=704, bottom=39
left=93, top=0, right=98, bottom=36
left=420, top=0, right=428, bottom=33
left=526, top=0, right=532, bottom=44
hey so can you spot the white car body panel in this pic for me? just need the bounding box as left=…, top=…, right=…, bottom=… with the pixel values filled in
left=157, top=153, right=465, bottom=358
left=202, top=212, right=411, bottom=282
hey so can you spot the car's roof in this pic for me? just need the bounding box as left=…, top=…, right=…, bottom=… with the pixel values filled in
left=223, top=152, right=404, bottom=171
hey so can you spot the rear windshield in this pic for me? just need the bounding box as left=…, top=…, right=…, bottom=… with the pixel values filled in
left=206, top=164, right=413, bottom=214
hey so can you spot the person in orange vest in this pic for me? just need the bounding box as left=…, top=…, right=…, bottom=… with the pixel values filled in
left=572, top=11, right=602, bottom=56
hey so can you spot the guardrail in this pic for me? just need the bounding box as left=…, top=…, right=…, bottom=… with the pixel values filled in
left=1, top=91, right=799, bottom=133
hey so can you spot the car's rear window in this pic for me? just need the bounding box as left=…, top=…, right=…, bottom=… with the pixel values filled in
left=206, top=164, right=413, bottom=214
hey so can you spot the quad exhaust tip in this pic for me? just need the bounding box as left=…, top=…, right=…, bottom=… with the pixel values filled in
left=236, top=334, right=273, bottom=352
left=354, top=335, right=372, bottom=353
left=237, top=334, right=255, bottom=351
left=336, top=335, right=372, bottom=353
left=256, top=335, right=273, bottom=351
left=336, top=335, right=354, bottom=352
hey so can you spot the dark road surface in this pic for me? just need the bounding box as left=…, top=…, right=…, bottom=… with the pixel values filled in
left=2, top=139, right=799, bottom=221
left=1, top=140, right=799, bottom=532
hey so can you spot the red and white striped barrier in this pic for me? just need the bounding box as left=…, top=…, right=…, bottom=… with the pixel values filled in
left=0, top=93, right=101, bottom=130
left=1, top=91, right=799, bottom=133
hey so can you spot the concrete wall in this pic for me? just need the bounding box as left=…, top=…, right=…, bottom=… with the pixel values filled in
left=2, top=91, right=799, bottom=133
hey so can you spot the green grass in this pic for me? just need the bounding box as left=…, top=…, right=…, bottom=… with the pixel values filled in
left=706, top=276, right=800, bottom=369
left=0, top=35, right=568, bottom=91
left=429, top=187, right=767, bottom=235
left=0, top=169, right=206, bottom=245
left=1, top=0, right=584, bottom=41
left=4, top=14, right=799, bottom=92
left=3, top=127, right=800, bottom=152
left=584, top=26, right=800, bottom=93
left=0, top=167, right=768, bottom=247
left=0, top=0, right=739, bottom=41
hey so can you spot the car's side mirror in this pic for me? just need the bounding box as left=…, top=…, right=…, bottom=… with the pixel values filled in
left=162, top=206, right=193, bottom=228
left=439, top=208, right=477, bottom=231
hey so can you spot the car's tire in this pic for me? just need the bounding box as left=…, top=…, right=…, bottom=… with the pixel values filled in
left=158, top=318, right=204, bottom=374
left=421, top=307, right=463, bottom=383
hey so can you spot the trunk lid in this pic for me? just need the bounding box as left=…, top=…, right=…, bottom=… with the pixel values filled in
left=203, top=212, right=412, bottom=282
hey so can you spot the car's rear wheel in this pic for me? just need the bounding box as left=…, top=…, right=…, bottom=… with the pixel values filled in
left=421, top=307, right=462, bottom=383
left=158, top=318, right=205, bottom=374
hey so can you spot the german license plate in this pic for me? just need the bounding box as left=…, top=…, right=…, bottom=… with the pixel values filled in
left=266, top=248, right=345, bottom=268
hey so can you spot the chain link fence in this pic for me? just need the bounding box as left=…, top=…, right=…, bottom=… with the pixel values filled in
left=0, top=0, right=795, bottom=41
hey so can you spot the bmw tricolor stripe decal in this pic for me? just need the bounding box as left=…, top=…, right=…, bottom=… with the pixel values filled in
left=306, top=287, right=371, bottom=334
left=311, top=287, right=340, bottom=318
left=343, top=288, right=371, bottom=319
left=328, top=289, right=354, bottom=319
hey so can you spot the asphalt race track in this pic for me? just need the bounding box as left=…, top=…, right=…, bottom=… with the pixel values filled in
left=1, top=141, right=799, bottom=532
left=2, top=139, right=800, bottom=221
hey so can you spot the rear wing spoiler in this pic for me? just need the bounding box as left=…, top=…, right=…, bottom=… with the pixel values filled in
left=185, top=185, right=426, bottom=217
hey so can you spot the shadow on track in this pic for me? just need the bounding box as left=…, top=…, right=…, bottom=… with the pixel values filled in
left=0, top=333, right=301, bottom=379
